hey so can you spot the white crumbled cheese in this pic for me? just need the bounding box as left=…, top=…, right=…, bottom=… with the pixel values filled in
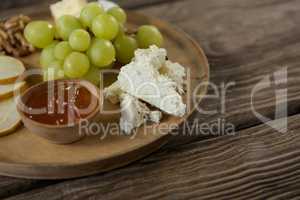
left=50, top=0, right=87, bottom=20
left=118, top=46, right=186, bottom=117
left=160, top=60, right=186, bottom=94
left=104, top=48, right=185, bottom=102
left=119, top=94, right=162, bottom=134
left=104, top=81, right=123, bottom=104
left=104, top=45, right=186, bottom=133
left=149, top=111, right=162, bottom=123
left=134, top=45, right=167, bottom=69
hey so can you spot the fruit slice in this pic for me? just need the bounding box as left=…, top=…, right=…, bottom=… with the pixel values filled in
left=0, top=97, right=22, bottom=136
left=0, top=56, right=25, bottom=84
left=0, top=81, right=27, bottom=100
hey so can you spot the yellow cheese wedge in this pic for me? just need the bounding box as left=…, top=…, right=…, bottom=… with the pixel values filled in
left=0, top=97, right=22, bottom=136
left=0, top=82, right=27, bottom=100
left=0, top=56, right=25, bottom=84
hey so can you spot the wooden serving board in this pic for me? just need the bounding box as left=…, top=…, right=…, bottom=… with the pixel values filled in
left=0, top=12, right=209, bottom=179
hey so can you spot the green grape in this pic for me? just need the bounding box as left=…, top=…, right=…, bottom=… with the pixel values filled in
left=115, top=23, right=125, bottom=39
left=107, top=7, right=127, bottom=25
left=80, top=2, right=104, bottom=28
left=64, top=52, right=90, bottom=78
left=83, top=65, right=101, bottom=86
left=40, top=41, right=58, bottom=68
left=91, top=14, right=119, bottom=40
left=136, top=25, right=163, bottom=48
left=54, top=41, right=72, bottom=60
left=69, top=29, right=91, bottom=51
left=53, top=25, right=60, bottom=39
left=87, top=38, right=116, bottom=68
left=24, top=21, right=55, bottom=48
left=114, top=35, right=138, bottom=64
left=48, top=60, right=63, bottom=69
left=56, top=15, right=82, bottom=40
left=43, top=62, right=64, bottom=81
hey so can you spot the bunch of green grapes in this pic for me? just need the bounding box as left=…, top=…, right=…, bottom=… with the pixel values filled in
left=24, top=2, right=164, bottom=85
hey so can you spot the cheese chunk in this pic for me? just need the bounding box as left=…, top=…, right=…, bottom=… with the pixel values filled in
left=104, top=81, right=122, bottom=104
left=134, top=45, right=167, bottom=69
left=149, top=111, right=162, bottom=123
left=104, top=47, right=186, bottom=104
left=120, top=94, right=162, bottom=134
left=104, top=46, right=187, bottom=134
left=50, top=0, right=87, bottom=20
left=160, top=60, right=186, bottom=94
left=118, top=46, right=186, bottom=117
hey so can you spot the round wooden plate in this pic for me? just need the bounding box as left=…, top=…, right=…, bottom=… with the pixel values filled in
left=0, top=12, right=209, bottom=179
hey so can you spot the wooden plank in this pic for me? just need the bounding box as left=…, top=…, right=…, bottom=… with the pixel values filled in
left=4, top=114, right=300, bottom=200
left=0, top=0, right=51, bottom=9
left=0, top=178, right=52, bottom=199
left=0, top=0, right=175, bottom=10
left=119, top=0, right=181, bottom=9
left=1, top=0, right=300, bottom=198
left=136, top=0, right=300, bottom=145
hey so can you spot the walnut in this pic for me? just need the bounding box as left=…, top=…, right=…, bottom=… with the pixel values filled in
left=0, top=14, right=36, bottom=57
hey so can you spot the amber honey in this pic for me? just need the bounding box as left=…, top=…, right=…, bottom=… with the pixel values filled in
left=22, top=80, right=99, bottom=125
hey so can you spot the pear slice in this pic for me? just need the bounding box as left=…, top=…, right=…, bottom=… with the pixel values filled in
left=0, top=56, right=25, bottom=84
left=0, top=81, right=27, bottom=100
left=0, top=97, right=22, bottom=136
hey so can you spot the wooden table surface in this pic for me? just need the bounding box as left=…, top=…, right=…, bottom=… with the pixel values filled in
left=2, top=0, right=300, bottom=199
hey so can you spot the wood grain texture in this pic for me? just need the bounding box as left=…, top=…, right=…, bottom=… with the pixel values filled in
left=139, top=0, right=300, bottom=146
left=118, top=0, right=182, bottom=9
left=0, top=0, right=52, bottom=9
left=0, top=178, right=40, bottom=199
left=0, top=0, right=178, bottom=11
left=2, top=0, right=300, bottom=199
left=4, top=114, right=300, bottom=200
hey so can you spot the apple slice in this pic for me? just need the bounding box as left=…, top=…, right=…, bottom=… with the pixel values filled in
left=0, top=56, right=25, bottom=84
left=0, top=97, right=22, bottom=136
left=0, top=81, right=27, bottom=100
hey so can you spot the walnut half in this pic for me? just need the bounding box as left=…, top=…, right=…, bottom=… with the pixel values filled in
left=0, top=14, right=36, bottom=57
